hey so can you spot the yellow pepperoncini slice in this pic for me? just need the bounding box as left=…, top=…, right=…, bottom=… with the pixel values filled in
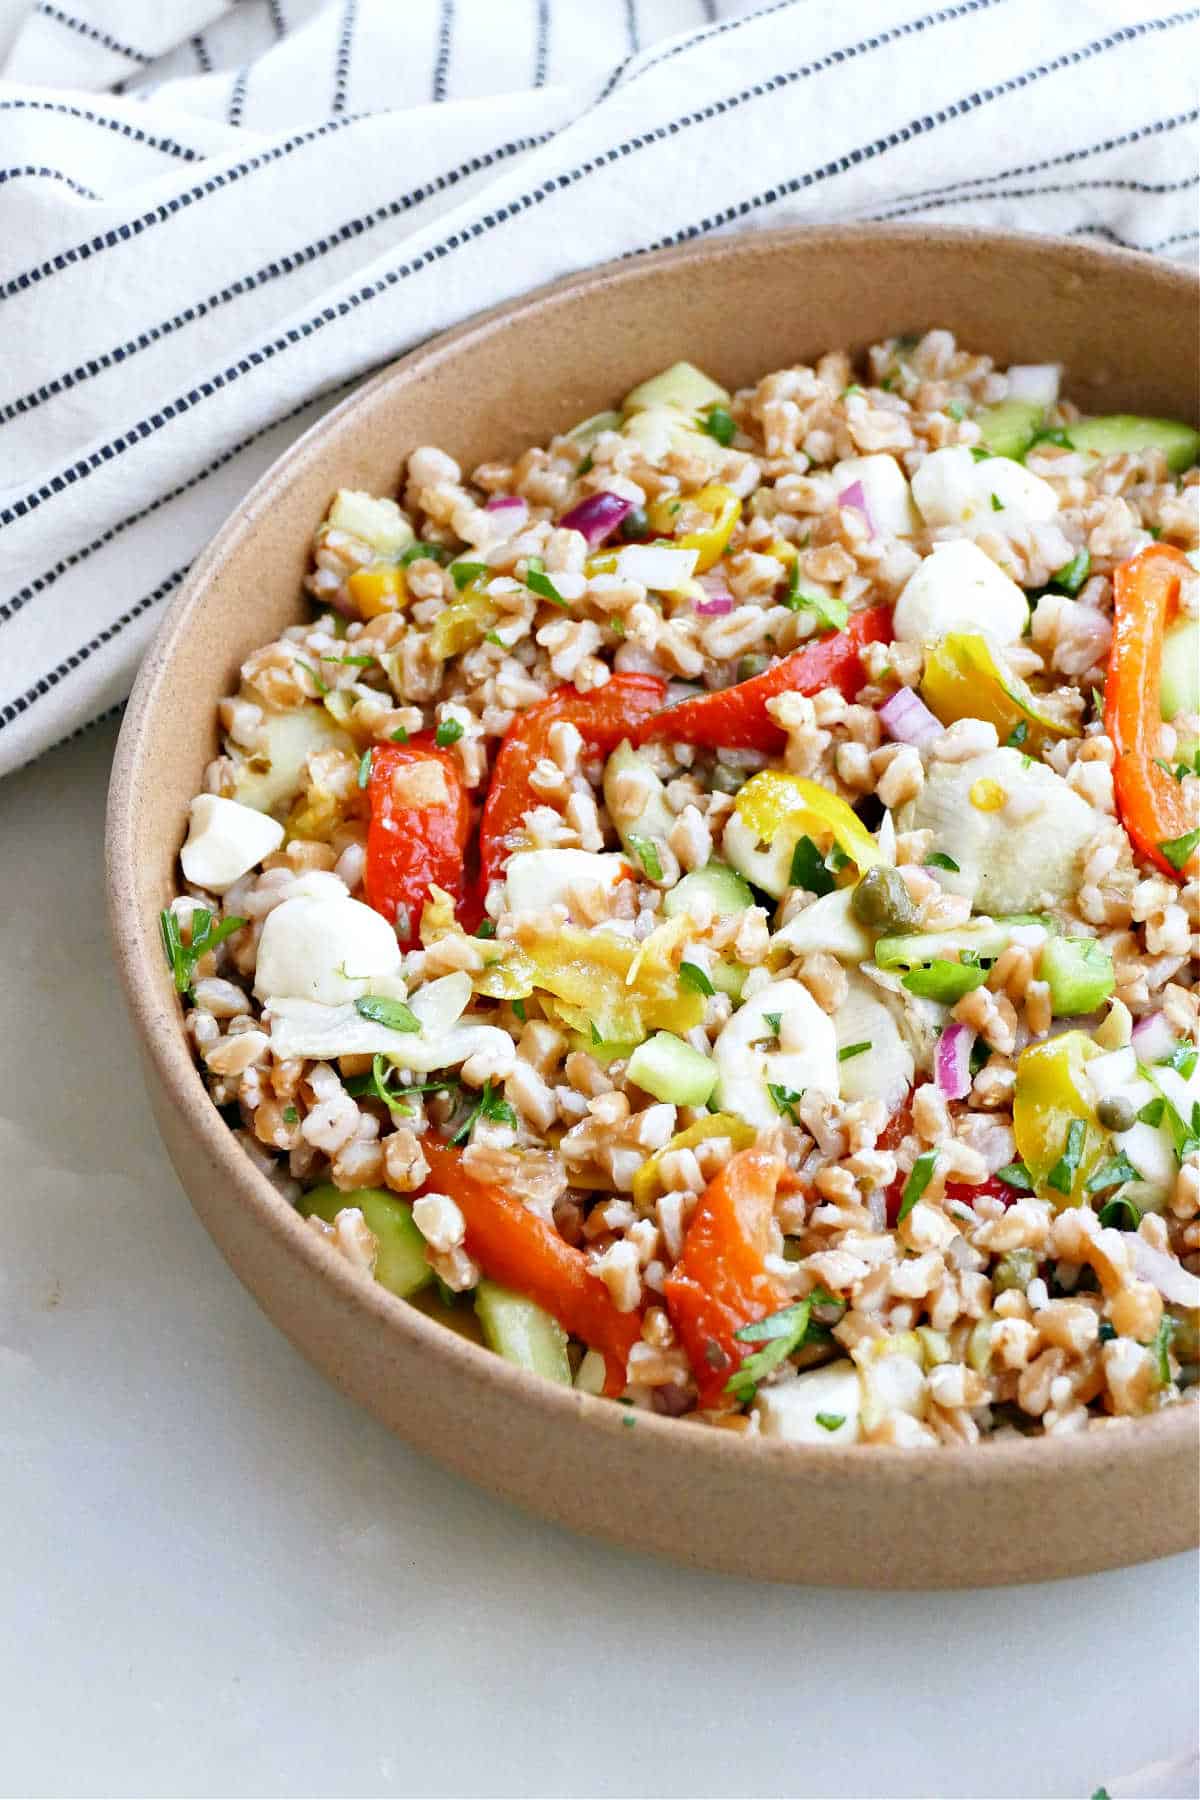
left=428, top=584, right=498, bottom=660
left=1012, top=1029, right=1104, bottom=1206
left=734, top=770, right=886, bottom=873
left=922, top=632, right=1079, bottom=750
left=518, top=924, right=704, bottom=1043
left=646, top=482, right=742, bottom=574
left=347, top=564, right=409, bottom=620
left=631, top=1113, right=757, bottom=1210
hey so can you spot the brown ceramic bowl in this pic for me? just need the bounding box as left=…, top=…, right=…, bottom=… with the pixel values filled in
left=107, top=225, right=1200, bottom=1586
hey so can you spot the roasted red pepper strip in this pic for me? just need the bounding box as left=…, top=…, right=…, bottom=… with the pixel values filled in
left=364, top=738, right=471, bottom=948
left=421, top=1141, right=642, bottom=1397
left=663, top=1147, right=792, bottom=1411
left=1106, top=543, right=1197, bottom=881
left=478, top=673, right=666, bottom=889
left=634, top=602, right=893, bottom=752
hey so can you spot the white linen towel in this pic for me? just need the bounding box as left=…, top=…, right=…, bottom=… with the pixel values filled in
left=0, top=0, right=1196, bottom=776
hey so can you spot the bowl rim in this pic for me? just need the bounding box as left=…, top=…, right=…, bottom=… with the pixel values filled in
left=107, top=221, right=1199, bottom=1492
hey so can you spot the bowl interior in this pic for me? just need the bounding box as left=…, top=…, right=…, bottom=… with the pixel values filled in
left=108, top=225, right=1200, bottom=1586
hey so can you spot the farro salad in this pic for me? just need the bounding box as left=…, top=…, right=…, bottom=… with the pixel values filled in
left=166, top=332, right=1200, bottom=1446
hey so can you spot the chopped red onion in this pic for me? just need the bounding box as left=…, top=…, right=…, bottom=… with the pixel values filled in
left=879, top=686, right=942, bottom=748
left=1130, top=1011, right=1175, bottom=1064
left=1128, top=1236, right=1200, bottom=1308
left=558, top=490, right=633, bottom=548
left=837, top=478, right=877, bottom=537
left=936, top=1022, right=975, bottom=1101
left=485, top=494, right=528, bottom=521
left=695, top=593, right=734, bottom=616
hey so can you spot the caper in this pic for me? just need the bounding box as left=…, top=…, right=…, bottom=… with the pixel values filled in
left=850, top=865, right=920, bottom=931
left=619, top=506, right=649, bottom=542
left=1097, top=1094, right=1136, bottom=1133
left=993, top=1248, right=1038, bottom=1293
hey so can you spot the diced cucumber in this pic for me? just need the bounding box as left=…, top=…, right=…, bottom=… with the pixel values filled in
left=1161, top=620, right=1200, bottom=721
left=627, top=1031, right=718, bottom=1106
left=710, top=959, right=747, bottom=1000
left=1041, top=935, right=1115, bottom=1015
left=875, top=914, right=1052, bottom=971
left=603, top=740, right=676, bottom=880
left=327, top=489, right=414, bottom=557
left=567, top=408, right=622, bottom=447
left=474, top=1280, right=571, bottom=1385
left=1068, top=414, right=1200, bottom=474
left=663, top=860, right=755, bottom=919
left=623, top=361, right=729, bottom=416
left=299, top=1185, right=432, bottom=1299
left=974, top=399, right=1044, bottom=461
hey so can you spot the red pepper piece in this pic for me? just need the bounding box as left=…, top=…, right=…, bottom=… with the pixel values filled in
left=633, top=603, right=893, bottom=752
left=663, top=1147, right=792, bottom=1411
left=879, top=1094, right=1022, bottom=1222
left=1105, top=543, right=1197, bottom=881
left=478, top=673, right=666, bottom=890
left=364, top=738, right=471, bottom=948
left=421, top=1141, right=642, bottom=1397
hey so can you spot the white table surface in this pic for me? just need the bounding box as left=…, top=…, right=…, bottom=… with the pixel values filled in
left=2, top=718, right=1198, bottom=1800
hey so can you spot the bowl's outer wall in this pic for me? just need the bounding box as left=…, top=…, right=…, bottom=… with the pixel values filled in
left=110, top=228, right=1200, bottom=1586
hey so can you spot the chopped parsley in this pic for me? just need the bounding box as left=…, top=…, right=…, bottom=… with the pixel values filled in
left=679, top=961, right=715, bottom=997
left=1031, top=426, right=1073, bottom=450
left=627, top=833, right=663, bottom=882
left=995, top=1161, right=1034, bottom=1192
left=159, top=907, right=247, bottom=998
left=767, top=1082, right=804, bottom=1124
left=294, top=658, right=329, bottom=694
left=783, top=558, right=849, bottom=631
left=448, top=1077, right=518, bottom=1147
left=702, top=404, right=736, bottom=446
left=1137, top=1096, right=1166, bottom=1127
left=282, top=1105, right=299, bottom=1125
left=970, top=446, right=990, bottom=463
left=1046, top=1118, right=1087, bottom=1196
left=525, top=556, right=568, bottom=608
left=435, top=717, right=464, bottom=747
left=924, top=852, right=960, bottom=872
left=485, top=630, right=507, bottom=648
left=762, top=1012, right=782, bottom=1039
left=1159, top=1040, right=1199, bottom=1078
left=1096, top=1194, right=1142, bottom=1231
left=390, top=725, right=410, bottom=743
left=897, top=1150, right=937, bottom=1222
left=400, top=540, right=451, bottom=567
left=838, top=1041, right=871, bottom=1062
left=512, top=998, right=526, bottom=1022
left=1148, top=1315, right=1175, bottom=1386
left=1160, top=826, right=1200, bottom=872
left=353, top=994, right=421, bottom=1034
left=342, top=1053, right=450, bottom=1118
left=815, top=1412, right=846, bottom=1432
left=842, top=384, right=864, bottom=399
left=726, top=1298, right=814, bottom=1405
left=1006, top=720, right=1029, bottom=749
left=945, top=400, right=966, bottom=422
left=576, top=452, right=594, bottom=476
left=356, top=746, right=373, bottom=788
left=1051, top=548, right=1091, bottom=595
left=1085, top=1153, right=1140, bottom=1195
left=326, top=652, right=376, bottom=667
left=450, top=560, right=489, bottom=591
left=789, top=834, right=835, bottom=896
left=990, top=493, right=1004, bottom=512
left=474, top=920, right=496, bottom=939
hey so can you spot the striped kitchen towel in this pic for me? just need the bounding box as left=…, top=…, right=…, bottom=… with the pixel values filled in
left=0, top=0, right=1196, bottom=776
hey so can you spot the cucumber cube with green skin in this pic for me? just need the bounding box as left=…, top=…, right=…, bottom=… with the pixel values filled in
left=474, top=1281, right=572, bottom=1385
left=299, top=1185, right=432, bottom=1299
left=567, top=409, right=622, bottom=447
left=1160, top=619, right=1200, bottom=722
left=1068, top=415, right=1200, bottom=474
left=1041, top=935, right=1115, bottom=1016
left=974, top=399, right=1044, bottom=460
left=627, top=1031, right=718, bottom=1106
left=662, top=860, right=755, bottom=919
left=622, top=361, right=730, bottom=416
left=710, top=958, right=747, bottom=1001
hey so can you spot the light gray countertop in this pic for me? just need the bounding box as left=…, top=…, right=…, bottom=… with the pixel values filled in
left=2, top=720, right=1197, bottom=1800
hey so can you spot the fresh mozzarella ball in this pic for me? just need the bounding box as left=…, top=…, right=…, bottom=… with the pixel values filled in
left=713, top=978, right=838, bottom=1128
left=722, top=808, right=794, bottom=900
left=832, top=454, right=920, bottom=538
left=911, top=446, right=1059, bottom=531
left=504, top=849, right=628, bottom=915
left=771, top=888, right=874, bottom=962
left=180, top=795, right=284, bottom=894
left=254, top=893, right=403, bottom=1007
left=892, top=539, right=1030, bottom=646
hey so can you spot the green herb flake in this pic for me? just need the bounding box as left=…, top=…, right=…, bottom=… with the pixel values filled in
left=897, top=1150, right=937, bottom=1222
left=1160, top=827, right=1200, bottom=872
left=946, top=400, right=966, bottom=422
left=1147, top=1315, right=1175, bottom=1386
left=702, top=404, right=736, bottom=447
left=390, top=725, right=410, bottom=743
left=783, top=561, right=850, bottom=632
left=627, top=833, right=664, bottom=882
left=435, top=717, right=464, bottom=748
left=293, top=658, right=329, bottom=695
left=990, top=492, right=1004, bottom=512
left=842, top=384, right=864, bottom=399
left=525, top=556, right=568, bottom=608
left=767, top=1082, right=804, bottom=1125
left=484, top=630, right=506, bottom=648
left=762, top=1012, right=782, bottom=1039
left=838, top=1040, right=871, bottom=1062
left=400, top=540, right=451, bottom=567
left=1160, top=1040, right=1199, bottom=1078
left=576, top=453, right=595, bottom=476
left=450, top=560, right=489, bottom=591
left=353, top=994, right=421, bottom=1034
left=815, top=1412, right=846, bottom=1432
left=1137, top=1097, right=1166, bottom=1127
left=995, top=1162, right=1034, bottom=1192
left=326, top=651, right=376, bottom=667
left=159, top=907, right=248, bottom=998
left=1096, top=1194, right=1142, bottom=1230
left=448, top=1077, right=518, bottom=1147
left=512, top=998, right=526, bottom=1023
left=356, top=746, right=373, bottom=789
left=726, top=1297, right=814, bottom=1405
left=1006, top=720, right=1029, bottom=749
left=1085, top=1153, right=1140, bottom=1195
left=789, top=834, right=835, bottom=896
left=970, top=446, right=990, bottom=463
left=1046, top=1117, right=1087, bottom=1196
left=1032, top=426, right=1073, bottom=450
left=924, top=852, right=960, bottom=872
left=1052, top=548, right=1091, bottom=595
left=1090, top=686, right=1104, bottom=717
left=679, top=961, right=716, bottom=998
left=282, top=1105, right=299, bottom=1125
left=474, top=920, right=496, bottom=939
